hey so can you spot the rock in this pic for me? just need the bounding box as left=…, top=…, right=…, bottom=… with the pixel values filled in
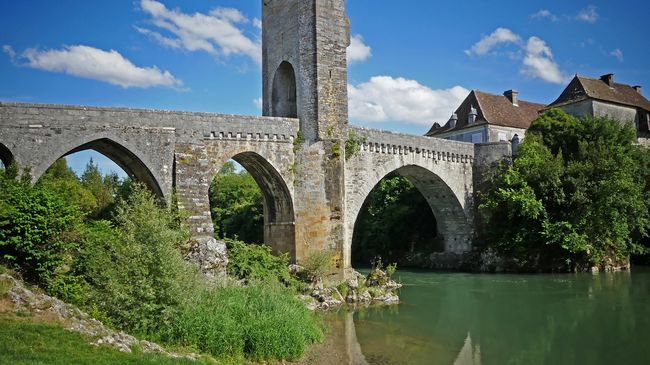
left=185, top=237, right=228, bottom=279
left=345, top=289, right=358, bottom=303
left=373, top=292, right=399, bottom=304
left=358, top=289, right=372, bottom=303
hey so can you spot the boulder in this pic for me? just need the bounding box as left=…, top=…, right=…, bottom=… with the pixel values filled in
left=185, top=237, right=228, bottom=279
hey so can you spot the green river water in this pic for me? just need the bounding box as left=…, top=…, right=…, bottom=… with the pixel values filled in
left=306, top=267, right=650, bottom=365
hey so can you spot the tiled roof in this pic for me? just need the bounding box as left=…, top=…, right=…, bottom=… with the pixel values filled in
left=425, top=90, right=545, bottom=137
left=547, top=75, right=650, bottom=111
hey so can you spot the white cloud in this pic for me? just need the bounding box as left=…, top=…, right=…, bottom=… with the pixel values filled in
left=18, top=45, right=181, bottom=88
left=348, top=76, right=469, bottom=126
left=253, top=97, right=262, bottom=109
left=577, top=5, right=598, bottom=23
left=610, top=48, right=624, bottom=62
left=137, top=0, right=261, bottom=64
left=466, top=27, right=566, bottom=85
left=521, top=37, right=565, bottom=84
left=347, top=34, right=372, bottom=65
left=2, top=45, right=16, bottom=62
left=531, top=10, right=559, bottom=22
left=464, top=27, right=522, bottom=56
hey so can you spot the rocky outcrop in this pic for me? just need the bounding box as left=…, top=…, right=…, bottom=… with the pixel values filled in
left=1, top=273, right=198, bottom=360
left=302, top=269, right=402, bottom=310
left=185, top=237, right=228, bottom=280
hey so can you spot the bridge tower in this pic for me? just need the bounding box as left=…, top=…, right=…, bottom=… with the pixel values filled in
left=262, top=0, right=350, bottom=272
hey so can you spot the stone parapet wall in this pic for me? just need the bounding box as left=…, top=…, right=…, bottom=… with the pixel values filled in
left=350, top=126, right=475, bottom=164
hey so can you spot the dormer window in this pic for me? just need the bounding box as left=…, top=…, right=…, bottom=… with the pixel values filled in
left=468, top=106, right=478, bottom=124
left=448, top=113, right=458, bottom=129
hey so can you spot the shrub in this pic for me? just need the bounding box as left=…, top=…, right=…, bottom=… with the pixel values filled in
left=173, top=282, right=322, bottom=361
left=226, top=240, right=292, bottom=284
left=0, top=167, right=82, bottom=285
left=386, top=263, right=397, bottom=279
left=302, top=250, right=335, bottom=283
left=77, top=185, right=199, bottom=338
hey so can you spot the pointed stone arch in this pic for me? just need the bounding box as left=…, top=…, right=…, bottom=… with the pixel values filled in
left=34, top=137, right=165, bottom=198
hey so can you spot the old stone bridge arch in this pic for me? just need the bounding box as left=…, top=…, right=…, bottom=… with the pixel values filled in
left=207, top=150, right=296, bottom=259
left=33, top=135, right=165, bottom=198
left=344, top=127, right=478, bottom=268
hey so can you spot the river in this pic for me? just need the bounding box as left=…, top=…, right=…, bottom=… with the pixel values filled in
left=298, top=267, right=650, bottom=365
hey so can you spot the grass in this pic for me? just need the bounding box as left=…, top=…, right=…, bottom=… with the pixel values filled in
left=0, top=314, right=214, bottom=365
left=174, top=281, right=323, bottom=361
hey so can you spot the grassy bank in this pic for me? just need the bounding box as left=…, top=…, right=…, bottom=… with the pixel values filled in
left=0, top=314, right=204, bottom=365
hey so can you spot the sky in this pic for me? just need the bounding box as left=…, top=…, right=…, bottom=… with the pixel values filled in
left=1, top=0, right=649, bottom=176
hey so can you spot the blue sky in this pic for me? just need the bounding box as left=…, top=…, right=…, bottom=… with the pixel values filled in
left=1, top=0, right=648, bottom=176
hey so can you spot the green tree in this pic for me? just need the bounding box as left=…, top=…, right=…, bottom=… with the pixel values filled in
left=480, top=110, right=650, bottom=270
left=0, top=166, right=82, bottom=285
left=209, top=161, right=264, bottom=243
left=37, top=159, right=98, bottom=214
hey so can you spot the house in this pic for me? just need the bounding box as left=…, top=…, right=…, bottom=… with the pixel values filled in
left=546, top=73, right=650, bottom=144
left=425, top=89, right=545, bottom=144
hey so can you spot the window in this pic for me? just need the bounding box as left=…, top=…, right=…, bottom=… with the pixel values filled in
left=471, top=133, right=483, bottom=144
left=498, top=132, right=507, bottom=141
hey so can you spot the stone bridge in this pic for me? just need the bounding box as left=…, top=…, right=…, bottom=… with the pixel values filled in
left=0, top=0, right=510, bottom=276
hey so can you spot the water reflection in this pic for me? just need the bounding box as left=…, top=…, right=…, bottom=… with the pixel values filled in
left=316, top=268, right=650, bottom=365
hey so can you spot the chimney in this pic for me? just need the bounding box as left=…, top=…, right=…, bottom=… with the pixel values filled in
left=448, top=113, right=458, bottom=129
left=468, top=107, right=477, bottom=124
left=600, top=73, right=614, bottom=86
left=634, top=85, right=642, bottom=95
left=504, top=89, right=519, bottom=106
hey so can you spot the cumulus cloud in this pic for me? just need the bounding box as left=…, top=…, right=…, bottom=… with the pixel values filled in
left=14, top=45, right=181, bottom=88
left=466, top=28, right=566, bottom=84
left=348, top=76, right=469, bottom=126
left=577, top=6, right=599, bottom=23
left=531, top=10, right=559, bottom=22
left=347, top=34, right=372, bottom=65
left=521, top=37, right=565, bottom=84
left=137, top=0, right=261, bottom=64
left=610, top=48, right=624, bottom=62
left=464, top=27, right=522, bottom=56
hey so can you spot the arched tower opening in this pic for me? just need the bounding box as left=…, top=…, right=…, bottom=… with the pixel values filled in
left=209, top=152, right=296, bottom=260
left=271, top=61, right=298, bottom=119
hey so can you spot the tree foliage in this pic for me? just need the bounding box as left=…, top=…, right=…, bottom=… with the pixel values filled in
left=0, top=166, right=82, bottom=285
left=480, top=109, right=650, bottom=270
left=209, top=161, right=263, bottom=243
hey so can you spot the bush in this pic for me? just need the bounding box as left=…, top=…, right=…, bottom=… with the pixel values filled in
left=77, top=185, right=199, bottom=338
left=302, top=250, right=335, bottom=283
left=226, top=240, right=292, bottom=284
left=0, top=167, right=82, bottom=286
left=173, top=282, right=322, bottom=361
